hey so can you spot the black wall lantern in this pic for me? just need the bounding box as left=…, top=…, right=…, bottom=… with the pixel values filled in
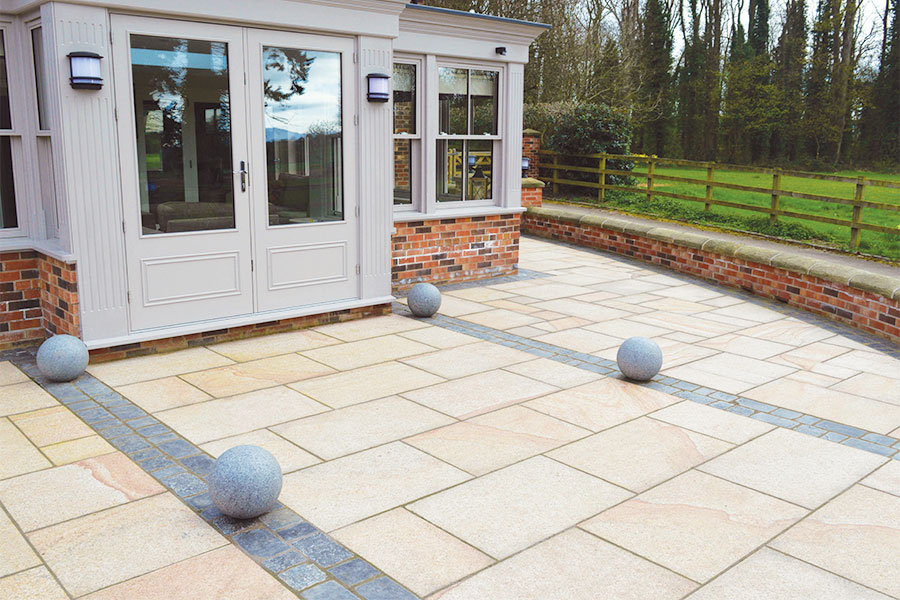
left=366, top=73, right=390, bottom=102
left=522, top=157, right=530, bottom=172
left=68, top=51, right=103, bottom=89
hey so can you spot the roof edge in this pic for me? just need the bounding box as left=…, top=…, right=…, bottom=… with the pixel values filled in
left=405, top=3, right=551, bottom=30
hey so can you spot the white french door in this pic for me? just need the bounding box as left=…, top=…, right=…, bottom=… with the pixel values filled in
left=112, top=16, right=358, bottom=332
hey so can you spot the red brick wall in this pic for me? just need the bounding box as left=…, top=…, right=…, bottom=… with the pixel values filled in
left=392, top=215, right=520, bottom=290
left=521, top=187, right=543, bottom=208
left=523, top=132, right=540, bottom=179
left=523, top=212, right=900, bottom=344
left=40, top=255, right=80, bottom=338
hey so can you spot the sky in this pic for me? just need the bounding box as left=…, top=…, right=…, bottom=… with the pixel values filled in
left=263, top=50, right=342, bottom=136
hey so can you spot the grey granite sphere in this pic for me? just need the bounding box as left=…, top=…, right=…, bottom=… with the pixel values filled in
left=208, top=445, right=283, bottom=519
left=36, top=334, right=89, bottom=382
left=616, top=336, right=663, bottom=382
left=407, top=283, right=442, bottom=318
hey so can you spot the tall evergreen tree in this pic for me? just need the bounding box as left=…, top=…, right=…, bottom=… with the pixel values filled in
left=805, top=0, right=842, bottom=159
left=772, top=0, right=808, bottom=161
left=639, top=0, right=674, bottom=155
left=861, top=0, right=899, bottom=162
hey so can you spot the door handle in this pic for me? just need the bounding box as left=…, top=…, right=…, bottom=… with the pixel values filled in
left=240, top=160, right=249, bottom=192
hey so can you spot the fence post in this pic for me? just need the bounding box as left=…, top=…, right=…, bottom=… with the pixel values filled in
left=770, top=168, right=782, bottom=225
left=599, top=155, right=607, bottom=203
left=705, top=162, right=714, bottom=212
left=646, top=158, right=655, bottom=203
left=552, top=153, right=558, bottom=197
left=850, top=176, right=865, bottom=250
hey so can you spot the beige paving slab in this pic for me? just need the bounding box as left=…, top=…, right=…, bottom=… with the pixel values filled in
left=698, top=312, right=760, bottom=330
left=583, top=470, right=806, bottom=583
left=0, top=418, right=51, bottom=480
left=209, top=329, right=339, bottom=361
left=399, top=326, right=481, bottom=349
left=819, top=349, right=900, bottom=379
left=651, top=284, right=723, bottom=302
left=768, top=341, right=852, bottom=371
left=427, top=295, right=493, bottom=317
left=0, top=381, right=58, bottom=418
left=832, top=372, right=900, bottom=406
left=663, top=331, right=708, bottom=344
left=0, top=507, right=40, bottom=578
left=531, top=298, right=631, bottom=322
left=650, top=401, right=775, bottom=444
left=279, top=442, right=470, bottom=532
left=585, top=317, right=673, bottom=339
left=861, top=460, right=900, bottom=497
left=402, top=370, right=558, bottom=420
left=301, top=335, right=434, bottom=371
left=0, top=566, right=68, bottom=600
left=313, top=314, right=429, bottom=342
left=698, top=334, right=794, bottom=360
left=744, top=379, right=900, bottom=434
left=707, top=302, right=786, bottom=323
left=405, top=405, right=589, bottom=476
left=632, top=311, right=740, bottom=337
left=699, top=428, right=887, bottom=509
left=334, top=508, right=494, bottom=597
left=115, top=376, right=213, bottom=413
left=0, top=362, right=29, bottom=387
left=156, top=386, right=328, bottom=444
left=86, top=347, right=234, bottom=387
left=459, top=308, right=542, bottom=330
left=200, top=429, right=319, bottom=474
left=531, top=316, right=594, bottom=332
left=701, top=295, right=745, bottom=307
left=180, top=353, right=337, bottom=398
left=445, top=287, right=514, bottom=302
left=525, top=378, right=680, bottom=432
left=770, top=485, right=900, bottom=598
left=28, top=493, right=225, bottom=598
left=591, top=278, right=668, bottom=295
left=84, top=545, right=297, bottom=600
left=409, top=456, right=632, bottom=559
left=506, top=325, right=550, bottom=337
left=503, top=358, right=601, bottom=388
left=430, top=528, right=696, bottom=600
left=592, top=337, right=719, bottom=370
left=738, top=319, right=834, bottom=346
left=9, top=406, right=93, bottom=447
left=0, top=452, right=163, bottom=531
left=42, top=435, right=115, bottom=466
left=664, top=353, right=796, bottom=395
left=484, top=299, right=543, bottom=314
left=685, top=547, right=890, bottom=599
left=785, top=369, right=843, bottom=387
left=512, top=282, right=597, bottom=300
left=289, top=361, right=445, bottom=409
left=402, top=341, right=534, bottom=379
left=272, top=396, right=454, bottom=460
left=532, top=328, right=622, bottom=353
left=821, top=335, right=874, bottom=351
left=550, top=417, right=732, bottom=493
left=641, top=297, right=714, bottom=314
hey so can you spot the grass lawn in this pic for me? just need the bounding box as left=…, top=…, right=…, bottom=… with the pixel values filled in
left=547, top=164, right=900, bottom=260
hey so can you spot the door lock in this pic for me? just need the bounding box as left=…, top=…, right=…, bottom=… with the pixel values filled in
left=240, top=160, right=249, bottom=192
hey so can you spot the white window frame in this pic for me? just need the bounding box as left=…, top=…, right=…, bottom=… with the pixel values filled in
left=392, top=55, right=422, bottom=214
left=0, top=19, right=30, bottom=240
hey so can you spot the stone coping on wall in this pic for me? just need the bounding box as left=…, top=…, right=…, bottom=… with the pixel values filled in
left=521, top=177, right=545, bottom=189
left=527, top=205, right=900, bottom=300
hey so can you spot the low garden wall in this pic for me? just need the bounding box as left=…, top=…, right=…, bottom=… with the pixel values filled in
left=523, top=206, right=900, bottom=344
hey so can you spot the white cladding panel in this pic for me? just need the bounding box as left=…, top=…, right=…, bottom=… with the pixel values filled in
left=142, top=252, right=241, bottom=305
left=268, top=242, right=348, bottom=290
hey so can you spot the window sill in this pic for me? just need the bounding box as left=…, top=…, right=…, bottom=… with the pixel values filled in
left=0, top=237, right=76, bottom=264
left=393, top=206, right=525, bottom=223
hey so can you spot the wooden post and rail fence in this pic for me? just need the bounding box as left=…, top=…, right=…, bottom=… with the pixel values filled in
left=538, top=149, right=900, bottom=251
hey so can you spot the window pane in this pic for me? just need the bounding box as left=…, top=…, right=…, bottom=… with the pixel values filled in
left=32, top=28, right=48, bottom=130
left=438, top=67, right=467, bottom=135
left=437, top=139, right=463, bottom=202
left=467, top=140, right=492, bottom=200
left=0, top=32, right=11, bottom=129
left=471, top=70, right=498, bottom=136
left=394, top=139, right=412, bottom=205
left=393, top=63, right=415, bottom=135
left=131, top=35, right=235, bottom=234
left=263, top=47, right=343, bottom=226
left=0, top=137, right=17, bottom=228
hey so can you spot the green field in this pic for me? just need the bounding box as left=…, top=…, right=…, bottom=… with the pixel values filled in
left=548, top=164, right=900, bottom=260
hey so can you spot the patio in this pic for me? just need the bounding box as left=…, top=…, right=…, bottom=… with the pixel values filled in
left=1, top=235, right=899, bottom=599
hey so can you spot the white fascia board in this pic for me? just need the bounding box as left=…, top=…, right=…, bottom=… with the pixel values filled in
left=399, top=4, right=549, bottom=50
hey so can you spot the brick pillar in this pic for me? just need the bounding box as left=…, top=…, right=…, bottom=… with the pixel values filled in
left=521, top=178, right=544, bottom=208
left=522, top=129, right=540, bottom=179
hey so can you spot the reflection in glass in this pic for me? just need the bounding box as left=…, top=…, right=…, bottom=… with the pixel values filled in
left=437, top=139, right=463, bottom=202
left=438, top=67, right=467, bottom=135
left=393, top=139, right=412, bottom=205
left=263, top=47, right=343, bottom=225
left=32, top=28, right=49, bottom=130
left=0, top=32, right=11, bottom=130
left=467, top=140, right=492, bottom=200
left=131, top=35, right=235, bottom=234
left=0, top=137, right=16, bottom=228
left=393, top=63, right=415, bottom=135
left=470, top=70, right=498, bottom=136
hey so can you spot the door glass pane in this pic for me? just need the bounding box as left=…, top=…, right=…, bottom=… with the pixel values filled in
left=393, top=63, right=415, bottom=135
left=32, top=28, right=49, bottom=130
left=263, top=46, right=343, bottom=226
left=394, top=139, right=412, bottom=205
left=471, top=70, right=498, bottom=136
left=437, top=139, right=463, bottom=202
left=0, top=137, right=17, bottom=228
left=438, top=67, right=467, bottom=135
left=130, top=34, right=235, bottom=234
left=0, top=32, right=11, bottom=130
left=467, top=140, right=492, bottom=200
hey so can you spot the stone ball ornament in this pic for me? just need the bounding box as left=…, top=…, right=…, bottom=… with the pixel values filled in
left=407, top=282, right=442, bottom=318
left=208, top=445, right=283, bottom=519
left=36, top=334, right=90, bottom=382
left=616, top=336, right=663, bottom=382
